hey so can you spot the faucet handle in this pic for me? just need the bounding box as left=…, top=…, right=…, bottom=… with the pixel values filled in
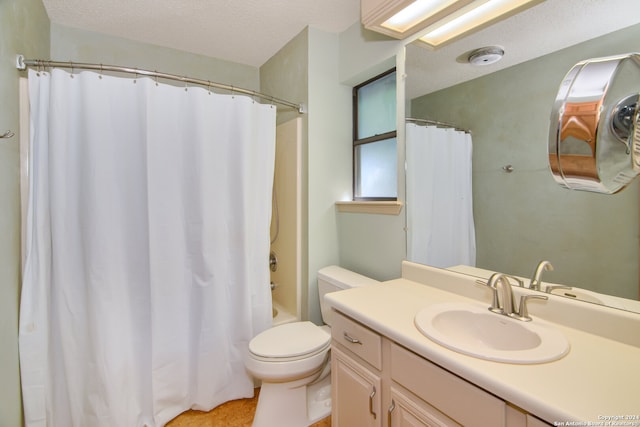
left=511, top=295, right=548, bottom=322
left=475, top=278, right=503, bottom=314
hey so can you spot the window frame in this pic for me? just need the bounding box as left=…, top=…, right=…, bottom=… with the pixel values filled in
left=352, top=67, right=398, bottom=201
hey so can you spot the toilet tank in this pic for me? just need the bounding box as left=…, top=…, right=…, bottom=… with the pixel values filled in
left=317, top=265, right=379, bottom=326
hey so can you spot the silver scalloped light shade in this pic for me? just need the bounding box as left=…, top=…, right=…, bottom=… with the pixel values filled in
left=548, top=53, right=640, bottom=194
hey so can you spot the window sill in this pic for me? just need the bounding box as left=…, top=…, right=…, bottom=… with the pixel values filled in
left=335, top=201, right=403, bottom=215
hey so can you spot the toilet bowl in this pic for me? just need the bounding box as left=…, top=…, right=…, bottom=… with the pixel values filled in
left=245, top=265, right=379, bottom=427
left=246, top=321, right=331, bottom=382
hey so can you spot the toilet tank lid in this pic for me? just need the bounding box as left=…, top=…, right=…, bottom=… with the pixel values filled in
left=317, top=265, right=380, bottom=289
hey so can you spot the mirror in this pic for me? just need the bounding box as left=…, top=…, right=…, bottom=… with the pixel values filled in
left=404, top=21, right=640, bottom=314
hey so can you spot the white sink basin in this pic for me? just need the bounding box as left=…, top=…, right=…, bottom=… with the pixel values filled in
left=414, top=302, right=570, bottom=364
left=547, top=287, right=605, bottom=305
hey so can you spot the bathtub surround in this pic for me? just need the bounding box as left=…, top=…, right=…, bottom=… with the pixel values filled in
left=272, top=300, right=298, bottom=326
left=270, top=118, right=303, bottom=320
left=20, top=68, right=275, bottom=426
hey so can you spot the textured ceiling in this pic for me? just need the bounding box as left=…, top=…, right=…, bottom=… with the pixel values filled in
left=42, top=0, right=361, bottom=67
left=405, top=0, right=640, bottom=97
left=41, top=0, right=640, bottom=96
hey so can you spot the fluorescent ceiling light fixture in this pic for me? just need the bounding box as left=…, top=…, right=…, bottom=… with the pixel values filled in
left=381, top=0, right=464, bottom=33
left=362, top=0, right=476, bottom=39
left=418, top=0, right=543, bottom=48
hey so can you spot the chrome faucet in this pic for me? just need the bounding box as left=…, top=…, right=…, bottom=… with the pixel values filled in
left=529, top=260, right=554, bottom=291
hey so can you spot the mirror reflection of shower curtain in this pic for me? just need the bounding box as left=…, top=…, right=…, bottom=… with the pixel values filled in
left=19, top=68, right=275, bottom=427
left=406, top=123, right=476, bottom=268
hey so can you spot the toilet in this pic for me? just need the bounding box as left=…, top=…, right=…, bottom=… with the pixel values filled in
left=245, top=265, right=379, bottom=427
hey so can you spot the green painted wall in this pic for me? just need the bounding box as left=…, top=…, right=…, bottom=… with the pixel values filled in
left=261, top=25, right=407, bottom=323
left=306, top=27, right=353, bottom=323
left=0, top=1, right=50, bottom=425
left=336, top=23, right=407, bottom=282
left=51, top=23, right=260, bottom=91
left=411, top=24, right=640, bottom=300
left=260, top=28, right=311, bottom=320
left=261, top=26, right=377, bottom=324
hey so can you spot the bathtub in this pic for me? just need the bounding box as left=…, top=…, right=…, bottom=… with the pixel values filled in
left=272, top=301, right=297, bottom=326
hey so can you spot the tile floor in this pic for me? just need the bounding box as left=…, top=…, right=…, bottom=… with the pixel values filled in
left=166, top=388, right=331, bottom=427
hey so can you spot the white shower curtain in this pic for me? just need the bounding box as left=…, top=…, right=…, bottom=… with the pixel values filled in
left=19, top=68, right=275, bottom=427
left=406, top=123, right=476, bottom=268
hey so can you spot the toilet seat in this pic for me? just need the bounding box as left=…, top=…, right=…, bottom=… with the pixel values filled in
left=249, top=321, right=330, bottom=362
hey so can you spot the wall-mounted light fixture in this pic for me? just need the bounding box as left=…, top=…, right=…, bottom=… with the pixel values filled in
left=361, top=0, right=543, bottom=48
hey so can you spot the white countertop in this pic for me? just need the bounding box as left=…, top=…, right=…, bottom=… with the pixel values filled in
left=325, top=272, right=640, bottom=424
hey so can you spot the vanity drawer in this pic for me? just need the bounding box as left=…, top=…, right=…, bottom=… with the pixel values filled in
left=331, top=310, right=382, bottom=370
left=391, top=343, right=505, bottom=427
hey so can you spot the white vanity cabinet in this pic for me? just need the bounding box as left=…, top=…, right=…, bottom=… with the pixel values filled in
left=331, top=309, right=383, bottom=426
left=390, top=342, right=504, bottom=426
left=332, top=346, right=382, bottom=426
left=388, top=386, right=460, bottom=427
left=331, top=309, right=552, bottom=427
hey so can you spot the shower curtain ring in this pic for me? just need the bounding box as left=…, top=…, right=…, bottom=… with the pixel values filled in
left=184, top=77, right=188, bottom=92
left=99, top=64, right=103, bottom=79
left=207, top=81, right=212, bottom=95
left=70, top=61, right=74, bottom=78
left=154, top=72, right=158, bottom=86
left=230, top=85, right=235, bottom=99
left=133, top=70, right=138, bottom=84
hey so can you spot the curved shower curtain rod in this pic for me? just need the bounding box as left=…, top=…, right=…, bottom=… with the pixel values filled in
left=16, top=54, right=306, bottom=114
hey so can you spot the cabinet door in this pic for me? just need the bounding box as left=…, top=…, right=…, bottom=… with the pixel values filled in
left=391, top=343, right=505, bottom=427
left=332, top=346, right=382, bottom=427
left=388, top=387, right=461, bottom=427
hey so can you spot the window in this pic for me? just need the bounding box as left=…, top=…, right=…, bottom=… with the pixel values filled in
left=353, top=69, right=397, bottom=200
